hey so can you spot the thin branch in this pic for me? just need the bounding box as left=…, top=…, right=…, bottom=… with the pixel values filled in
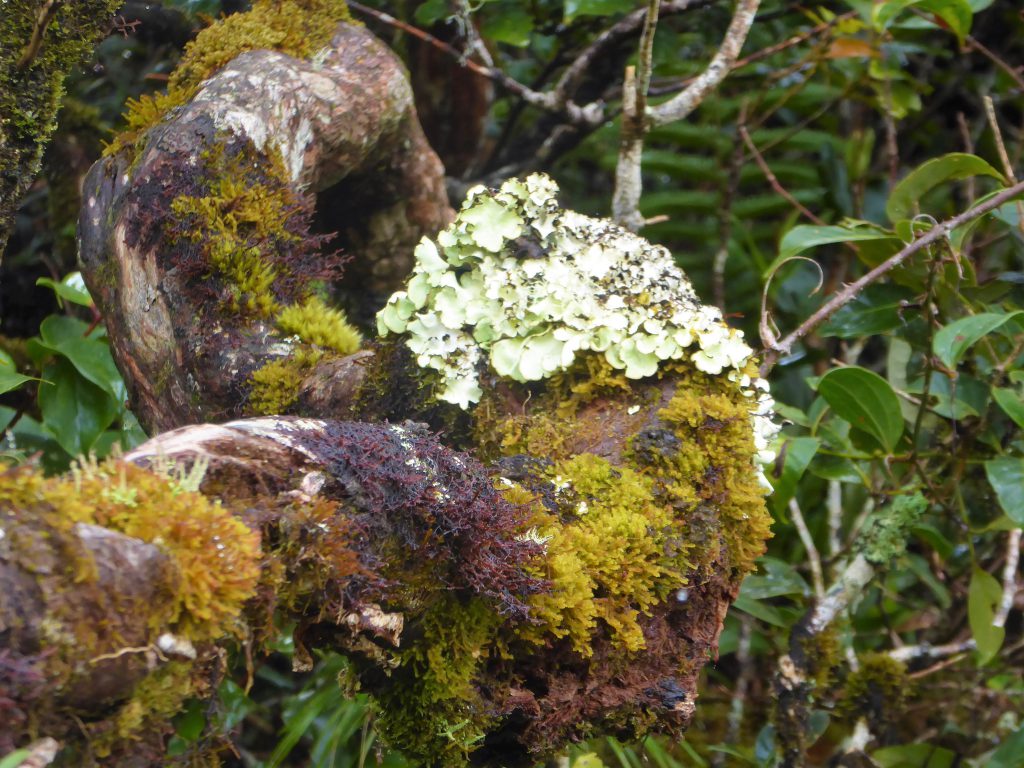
left=17, top=0, right=62, bottom=70
left=552, top=0, right=708, bottom=106
left=889, top=638, right=976, bottom=663
left=649, top=0, right=762, bottom=127
left=966, top=35, right=1024, bottom=91
left=994, top=528, right=1021, bottom=628
left=983, top=95, right=1024, bottom=237
left=760, top=179, right=1024, bottom=374
left=611, top=0, right=660, bottom=230
left=740, top=125, right=825, bottom=225
left=789, top=498, right=825, bottom=598
left=348, top=1, right=601, bottom=126
left=807, top=553, right=874, bottom=634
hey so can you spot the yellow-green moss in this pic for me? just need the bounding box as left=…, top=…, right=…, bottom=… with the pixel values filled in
left=276, top=295, right=361, bottom=354
left=6, top=459, right=262, bottom=641
left=171, top=172, right=297, bottom=318
left=517, top=453, right=690, bottom=654
left=104, top=0, right=354, bottom=159
left=374, top=596, right=500, bottom=767
left=93, top=661, right=197, bottom=757
left=247, top=352, right=318, bottom=415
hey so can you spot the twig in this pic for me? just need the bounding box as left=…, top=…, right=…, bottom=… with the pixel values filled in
left=347, top=1, right=600, bottom=126
left=613, top=0, right=762, bottom=228
left=716, top=616, right=753, bottom=767
left=16, top=738, right=61, bottom=768
left=17, top=0, right=62, bottom=70
left=827, top=480, right=842, bottom=560
left=994, top=528, right=1021, bottom=629
left=808, top=553, right=874, bottom=634
left=552, top=0, right=708, bottom=106
left=740, top=125, right=825, bottom=225
left=760, top=179, right=1024, bottom=374
left=983, top=95, right=1024, bottom=237
left=789, top=498, right=825, bottom=598
left=649, top=0, right=762, bottom=127
left=967, top=35, right=1024, bottom=92
left=889, top=638, right=976, bottom=663
left=611, top=0, right=660, bottom=230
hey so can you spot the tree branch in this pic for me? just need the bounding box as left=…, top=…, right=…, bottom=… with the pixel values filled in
left=760, top=179, right=1024, bottom=375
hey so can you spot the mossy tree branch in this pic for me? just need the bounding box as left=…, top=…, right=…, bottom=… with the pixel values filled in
left=0, top=0, right=121, bottom=260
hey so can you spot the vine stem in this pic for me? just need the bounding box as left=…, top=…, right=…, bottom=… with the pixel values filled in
left=759, top=178, right=1024, bottom=376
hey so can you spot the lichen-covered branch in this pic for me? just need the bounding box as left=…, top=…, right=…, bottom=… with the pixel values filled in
left=0, top=0, right=121, bottom=259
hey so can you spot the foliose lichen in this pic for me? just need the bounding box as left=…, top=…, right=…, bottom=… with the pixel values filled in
left=376, top=174, right=779, bottom=475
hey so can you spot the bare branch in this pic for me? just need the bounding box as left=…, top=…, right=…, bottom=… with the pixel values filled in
left=789, top=498, right=825, bottom=599
left=760, top=179, right=1024, bottom=375
left=649, top=0, right=762, bottom=127
left=994, top=528, right=1021, bottom=628
left=740, top=125, right=825, bottom=225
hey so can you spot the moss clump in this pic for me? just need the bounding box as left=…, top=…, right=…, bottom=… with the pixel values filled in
left=2, top=459, right=262, bottom=641
left=519, top=453, right=690, bottom=654
left=840, top=653, right=912, bottom=727
left=104, top=0, right=354, bottom=159
left=374, top=597, right=501, bottom=767
left=277, top=295, right=362, bottom=354
left=248, top=350, right=321, bottom=415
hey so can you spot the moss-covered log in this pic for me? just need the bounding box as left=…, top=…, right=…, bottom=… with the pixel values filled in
left=0, top=0, right=121, bottom=259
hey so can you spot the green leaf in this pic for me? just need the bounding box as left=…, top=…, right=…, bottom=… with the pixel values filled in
left=817, top=366, right=905, bottom=452
left=775, top=223, right=899, bottom=265
left=731, top=593, right=789, bottom=627
left=0, top=750, right=31, bottom=768
left=875, top=0, right=973, bottom=42
left=481, top=2, right=533, bottom=46
left=413, top=0, right=450, bottom=25
left=770, top=437, right=820, bottom=514
left=993, top=387, right=1024, bottom=428
left=819, top=284, right=910, bottom=338
left=887, top=153, right=1004, bottom=223
left=985, top=457, right=1024, bottom=526
left=0, top=351, right=35, bottom=395
left=32, top=315, right=126, bottom=401
left=739, top=557, right=810, bottom=600
left=36, top=271, right=93, bottom=308
left=873, top=743, right=955, bottom=768
left=37, top=358, right=119, bottom=458
left=564, top=0, right=636, bottom=21
left=933, top=311, right=1024, bottom=369
left=986, top=724, right=1024, bottom=768
left=968, top=566, right=1004, bottom=664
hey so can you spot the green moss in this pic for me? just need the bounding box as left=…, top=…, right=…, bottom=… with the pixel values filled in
left=92, top=661, right=197, bottom=757
left=104, top=0, right=354, bottom=160
left=1, top=0, right=122, bottom=247
left=374, top=596, right=500, bottom=767
left=247, top=348, right=322, bottom=416
left=3, top=459, right=262, bottom=642
left=276, top=295, right=361, bottom=354
left=840, top=653, right=911, bottom=724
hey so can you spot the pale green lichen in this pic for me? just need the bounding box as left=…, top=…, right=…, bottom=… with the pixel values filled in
left=376, top=173, right=779, bottom=472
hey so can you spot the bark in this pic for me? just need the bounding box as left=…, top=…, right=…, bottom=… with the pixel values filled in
left=77, top=22, right=452, bottom=434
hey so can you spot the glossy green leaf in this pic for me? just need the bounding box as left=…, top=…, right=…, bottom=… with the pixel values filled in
left=985, top=457, right=1024, bottom=526
left=968, top=566, right=1004, bottom=664
left=887, top=153, right=1004, bottom=223
left=993, top=387, right=1024, bottom=428
left=564, top=0, right=635, bottom=21
left=872, top=0, right=973, bottom=43
left=0, top=750, right=31, bottom=768
left=413, top=0, right=450, bottom=25
left=933, top=311, right=1024, bottom=369
left=0, top=351, right=35, bottom=395
left=738, top=557, right=809, bottom=600
left=770, top=436, right=820, bottom=513
left=731, top=593, right=789, bottom=628
left=32, top=315, right=126, bottom=401
left=36, top=271, right=93, bottom=308
left=986, top=724, right=1024, bottom=768
left=775, top=223, right=899, bottom=266
left=37, top=358, right=119, bottom=457
left=817, top=366, right=905, bottom=452
left=481, top=2, right=533, bottom=46
left=819, top=284, right=910, bottom=338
